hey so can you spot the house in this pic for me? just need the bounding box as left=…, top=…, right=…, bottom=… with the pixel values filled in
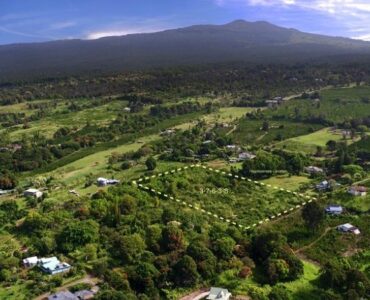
left=202, top=140, right=212, bottom=144
left=342, top=130, right=352, bottom=139
left=160, top=129, right=175, bottom=136
left=97, top=177, right=120, bottom=187
left=348, top=186, right=367, bottom=196
left=74, top=290, right=94, bottom=300
left=226, top=145, right=240, bottom=152
left=325, top=205, right=343, bottom=215
left=23, top=188, right=43, bottom=199
left=337, top=223, right=360, bottom=235
left=316, top=180, right=330, bottom=191
left=238, top=151, right=256, bottom=161
left=266, top=99, right=279, bottom=108
left=207, top=287, right=232, bottom=300
left=23, top=256, right=38, bottom=267
left=48, top=291, right=78, bottom=300
left=0, top=190, right=9, bottom=196
left=304, top=166, right=324, bottom=175
left=39, top=257, right=71, bottom=275
left=123, top=107, right=131, bottom=112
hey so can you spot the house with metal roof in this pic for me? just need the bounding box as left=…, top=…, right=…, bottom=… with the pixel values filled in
left=337, top=223, right=360, bottom=235
left=48, top=291, right=78, bottom=300
left=206, top=287, right=232, bottom=300
left=39, top=257, right=71, bottom=275
left=325, top=205, right=343, bottom=215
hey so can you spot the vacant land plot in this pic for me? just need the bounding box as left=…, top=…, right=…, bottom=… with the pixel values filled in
left=232, top=119, right=323, bottom=145
left=140, top=166, right=309, bottom=227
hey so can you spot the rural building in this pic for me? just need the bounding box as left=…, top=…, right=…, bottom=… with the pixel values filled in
left=316, top=180, right=330, bottom=191
left=337, top=223, right=360, bottom=235
left=160, top=129, right=175, bottom=136
left=97, top=177, right=120, bottom=187
left=0, top=189, right=12, bottom=196
left=207, top=287, right=232, bottom=300
left=202, top=140, right=212, bottom=144
left=23, top=188, right=43, bottom=198
left=124, top=107, right=131, bottom=112
left=348, top=186, right=367, bottom=196
left=238, top=151, right=256, bottom=161
left=73, top=290, right=95, bottom=300
left=304, top=166, right=324, bottom=175
left=266, top=99, right=279, bottom=108
left=39, top=257, right=71, bottom=275
left=48, top=291, right=78, bottom=300
left=325, top=205, right=343, bottom=215
left=23, top=256, right=38, bottom=267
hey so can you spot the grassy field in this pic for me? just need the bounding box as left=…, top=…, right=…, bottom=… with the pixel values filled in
left=215, top=260, right=320, bottom=300
left=2, top=100, right=126, bottom=141
left=261, top=175, right=310, bottom=191
left=275, top=127, right=356, bottom=153
left=270, top=86, right=370, bottom=123
left=172, top=107, right=256, bottom=130
left=232, top=119, right=323, bottom=146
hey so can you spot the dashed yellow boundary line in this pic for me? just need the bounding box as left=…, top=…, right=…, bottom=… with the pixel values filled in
left=131, top=164, right=317, bottom=230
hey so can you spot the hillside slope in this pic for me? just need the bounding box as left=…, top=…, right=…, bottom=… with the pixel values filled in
left=1, top=20, right=370, bottom=81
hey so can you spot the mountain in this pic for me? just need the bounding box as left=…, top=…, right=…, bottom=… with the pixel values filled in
left=1, top=20, right=370, bottom=81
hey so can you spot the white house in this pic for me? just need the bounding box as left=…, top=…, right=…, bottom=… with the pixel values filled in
left=325, top=205, right=343, bottom=215
left=304, top=166, right=324, bottom=175
left=238, top=151, right=256, bottom=161
left=124, top=107, right=131, bottom=112
left=316, top=180, right=330, bottom=191
left=39, top=257, right=71, bottom=275
left=207, top=287, right=232, bottom=300
left=337, top=223, right=360, bottom=235
left=348, top=186, right=367, bottom=196
left=23, top=256, right=39, bottom=267
left=23, top=188, right=43, bottom=199
left=97, top=177, right=120, bottom=187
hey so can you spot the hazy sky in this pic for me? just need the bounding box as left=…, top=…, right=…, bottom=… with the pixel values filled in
left=1, top=0, right=370, bottom=45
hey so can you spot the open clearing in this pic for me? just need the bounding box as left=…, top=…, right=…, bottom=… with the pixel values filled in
left=137, top=166, right=314, bottom=228
left=276, top=127, right=359, bottom=153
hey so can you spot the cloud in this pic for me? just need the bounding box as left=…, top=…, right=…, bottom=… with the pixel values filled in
left=49, top=21, right=77, bottom=30
left=352, top=33, right=370, bottom=41
left=214, top=0, right=370, bottom=39
left=0, top=25, right=54, bottom=40
left=86, top=28, right=155, bottom=39
left=85, top=18, right=172, bottom=40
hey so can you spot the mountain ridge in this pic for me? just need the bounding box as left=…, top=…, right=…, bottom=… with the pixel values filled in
left=1, top=20, right=370, bottom=81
